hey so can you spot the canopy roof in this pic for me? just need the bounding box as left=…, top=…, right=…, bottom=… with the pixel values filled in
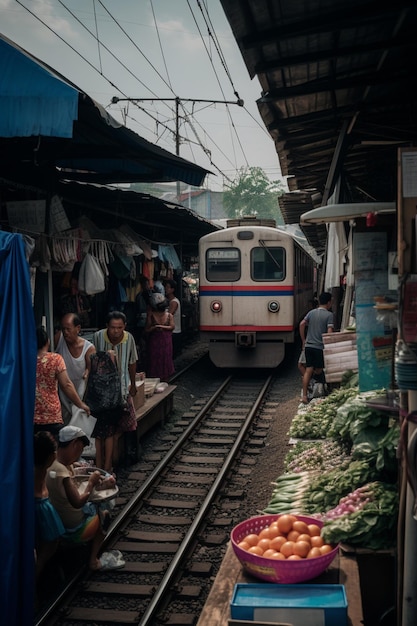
left=0, top=34, right=210, bottom=187
left=57, top=181, right=219, bottom=254
left=301, top=202, right=396, bottom=225
left=1, top=176, right=218, bottom=257
left=219, top=0, right=417, bottom=252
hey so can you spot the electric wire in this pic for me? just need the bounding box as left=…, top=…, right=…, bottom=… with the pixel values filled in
left=92, top=0, right=103, bottom=75
left=188, top=0, right=249, bottom=168
left=13, top=0, right=260, bottom=184
left=61, top=0, right=235, bottom=174
left=96, top=0, right=175, bottom=100
left=150, top=0, right=173, bottom=92
left=15, top=0, right=179, bottom=148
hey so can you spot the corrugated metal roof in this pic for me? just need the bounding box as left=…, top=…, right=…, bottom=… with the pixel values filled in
left=220, top=0, right=417, bottom=250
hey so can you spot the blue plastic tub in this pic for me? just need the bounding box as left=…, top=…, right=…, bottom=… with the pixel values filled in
left=230, top=583, right=348, bottom=626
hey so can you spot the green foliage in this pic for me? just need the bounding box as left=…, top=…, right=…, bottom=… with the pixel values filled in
left=223, top=166, right=285, bottom=222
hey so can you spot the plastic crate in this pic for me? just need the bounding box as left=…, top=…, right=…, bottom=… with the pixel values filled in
left=230, top=583, right=347, bottom=626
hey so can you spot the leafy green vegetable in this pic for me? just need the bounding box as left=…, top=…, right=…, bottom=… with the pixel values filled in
left=300, top=460, right=384, bottom=513
left=321, top=483, right=398, bottom=549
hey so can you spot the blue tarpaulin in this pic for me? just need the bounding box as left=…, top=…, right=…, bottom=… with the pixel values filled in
left=0, top=231, right=37, bottom=624
left=0, top=35, right=79, bottom=138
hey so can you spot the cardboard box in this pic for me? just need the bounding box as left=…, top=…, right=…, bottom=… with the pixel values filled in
left=323, top=332, right=357, bottom=344
left=230, top=583, right=348, bottom=626
left=323, top=331, right=358, bottom=383
left=133, top=380, right=145, bottom=411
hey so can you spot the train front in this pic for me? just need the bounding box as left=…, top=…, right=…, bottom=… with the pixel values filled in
left=199, top=222, right=299, bottom=368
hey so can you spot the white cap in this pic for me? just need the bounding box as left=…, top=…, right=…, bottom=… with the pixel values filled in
left=58, top=425, right=90, bottom=446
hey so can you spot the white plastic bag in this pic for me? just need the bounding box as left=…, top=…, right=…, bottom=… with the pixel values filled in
left=78, top=253, right=105, bottom=295
left=69, top=407, right=97, bottom=459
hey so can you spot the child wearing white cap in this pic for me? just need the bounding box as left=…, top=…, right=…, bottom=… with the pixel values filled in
left=46, top=426, right=124, bottom=571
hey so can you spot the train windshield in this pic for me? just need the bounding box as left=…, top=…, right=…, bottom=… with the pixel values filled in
left=252, top=247, right=285, bottom=280
left=206, top=248, right=240, bottom=281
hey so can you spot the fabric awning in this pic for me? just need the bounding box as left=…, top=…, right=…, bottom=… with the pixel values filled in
left=0, top=34, right=79, bottom=138
left=0, top=34, right=211, bottom=187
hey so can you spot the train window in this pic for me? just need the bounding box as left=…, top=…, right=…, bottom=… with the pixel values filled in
left=206, top=248, right=241, bottom=281
left=251, top=247, right=285, bottom=280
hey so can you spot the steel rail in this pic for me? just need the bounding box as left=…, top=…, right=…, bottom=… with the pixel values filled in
left=34, top=375, right=232, bottom=626
left=137, top=374, right=273, bottom=626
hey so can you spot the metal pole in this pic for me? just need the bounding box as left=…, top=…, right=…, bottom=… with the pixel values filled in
left=176, top=97, right=180, bottom=201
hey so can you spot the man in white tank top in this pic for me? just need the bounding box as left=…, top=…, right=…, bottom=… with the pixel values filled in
left=164, top=279, right=181, bottom=357
left=55, top=313, right=96, bottom=423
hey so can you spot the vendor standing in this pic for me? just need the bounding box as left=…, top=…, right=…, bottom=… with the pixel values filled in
left=55, top=313, right=96, bottom=424
left=163, top=279, right=182, bottom=357
left=92, top=311, right=138, bottom=466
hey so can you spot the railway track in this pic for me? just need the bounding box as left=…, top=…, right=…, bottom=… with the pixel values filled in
left=36, top=373, right=275, bottom=626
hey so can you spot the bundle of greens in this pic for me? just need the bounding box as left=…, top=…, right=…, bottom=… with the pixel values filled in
left=300, top=459, right=384, bottom=513
left=321, top=482, right=398, bottom=549
left=284, top=440, right=351, bottom=473
left=288, top=386, right=358, bottom=440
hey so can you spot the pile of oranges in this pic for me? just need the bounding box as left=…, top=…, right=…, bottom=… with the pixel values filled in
left=237, top=514, right=334, bottom=560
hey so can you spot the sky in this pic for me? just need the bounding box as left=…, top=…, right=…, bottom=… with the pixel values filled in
left=1, top=0, right=286, bottom=192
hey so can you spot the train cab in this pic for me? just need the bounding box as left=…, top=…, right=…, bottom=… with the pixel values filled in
left=199, top=217, right=315, bottom=368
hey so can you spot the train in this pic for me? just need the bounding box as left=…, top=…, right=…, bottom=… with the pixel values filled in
left=199, top=217, right=317, bottom=368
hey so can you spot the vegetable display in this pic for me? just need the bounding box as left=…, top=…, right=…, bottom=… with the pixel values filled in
left=263, top=472, right=312, bottom=515
left=321, top=482, right=398, bottom=550
left=284, top=440, right=351, bottom=473
left=288, top=386, right=358, bottom=440
left=262, top=381, right=400, bottom=550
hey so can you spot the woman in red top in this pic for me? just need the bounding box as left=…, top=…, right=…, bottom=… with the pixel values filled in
left=34, top=327, right=90, bottom=438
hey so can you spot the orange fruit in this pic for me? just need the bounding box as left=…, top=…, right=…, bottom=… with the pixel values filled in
left=287, top=554, right=302, bottom=560
left=307, top=523, right=322, bottom=536
left=270, top=535, right=286, bottom=551
left=258, top=527, right=272, bottom=540
left=307, top=547, right=322, bottom=558
left=292, top=520, right=309, bottom=534
left=263, top=548, right=280, bottom=559
left=287, top=530, right=300, bottom=542
left=297, top=533, right=312, bottom=544
left=237, top=541, right=251, bottom=551
left=311, top=535, right=324, bottom=548
left=269, top=551, right=286, bottom=560
left=293, top=540, right=310, bottom=558
left=320, top=544, right=334, bottom=555
left=280, top=541, right=295, bottom=558
left=257, top=538, right=272, bottom=552
left=267, top=522, right=280, bottom=537
left=248, top=545, right=264, bottom=556
left=277, top=514, right=296, bottom=535
left=243, top=533, right=259, bottom=547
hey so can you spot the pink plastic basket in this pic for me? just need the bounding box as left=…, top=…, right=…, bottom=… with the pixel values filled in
left=230, top=514, right=339, bottom=584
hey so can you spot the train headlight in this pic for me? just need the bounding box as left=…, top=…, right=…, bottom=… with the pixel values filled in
left=268, top=300, right=280, bottom=313
left=210, top=300, right=222, bottom=312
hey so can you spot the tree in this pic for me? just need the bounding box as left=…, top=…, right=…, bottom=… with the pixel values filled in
left=223, top=167, right=285, bottom=223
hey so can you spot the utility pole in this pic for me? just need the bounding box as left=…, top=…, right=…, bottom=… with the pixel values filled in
left=111, top=95, right=244, bottom=201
